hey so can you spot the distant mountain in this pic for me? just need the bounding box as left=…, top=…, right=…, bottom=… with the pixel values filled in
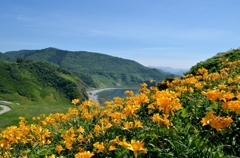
left=0, top=47, right=176, bottom=88
left=0, top=60, right=88, bottom=103
left=149, top=66, right=189, bottom=76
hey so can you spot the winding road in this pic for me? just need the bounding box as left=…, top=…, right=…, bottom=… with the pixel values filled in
left=0, top=101, right=12, bottom=115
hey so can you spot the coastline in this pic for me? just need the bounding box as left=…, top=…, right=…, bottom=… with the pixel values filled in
left=87, top=88, right=120, bottom=102
left=0, top=101, right=12, bottom=115
left=0, top=105, right=11, bottom=115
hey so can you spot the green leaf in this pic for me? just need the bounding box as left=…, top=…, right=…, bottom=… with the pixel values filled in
left=37, top=148, right=52, bottom=156
left=210, top=103, right=218, bottom=110
left=148, top=109, right=153, bottom=115
left=181, top=108, right=188, bottom=118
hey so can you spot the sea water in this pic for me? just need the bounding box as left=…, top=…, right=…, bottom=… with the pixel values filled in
left=97, top=88, right=139, bottom=101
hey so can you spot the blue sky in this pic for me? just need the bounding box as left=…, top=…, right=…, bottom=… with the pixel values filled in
left=0, top=0, right=239, bottom=69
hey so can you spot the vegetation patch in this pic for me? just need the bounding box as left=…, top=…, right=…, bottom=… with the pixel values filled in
left=0, top=101, right=73, bottom=130
left=1, top=55, right=240, bottom=157
left=0, top=60, right=88, bottom=102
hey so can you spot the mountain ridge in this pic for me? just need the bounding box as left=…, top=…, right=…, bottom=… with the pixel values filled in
left=0, top=47, right=176, bottom=88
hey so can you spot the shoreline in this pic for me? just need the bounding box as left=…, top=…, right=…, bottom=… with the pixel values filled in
left=0, top=101, right=12, bottom=115
left=87, top=87, right=138, bottom=103
left=0, top=105, right=11, bottom=115
left=87, top=88, right=120, bottom=102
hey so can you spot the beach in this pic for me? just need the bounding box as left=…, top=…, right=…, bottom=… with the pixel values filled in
left=87, top=88, right=119, bottom=102
left=0, top=101, right=12, bottom=115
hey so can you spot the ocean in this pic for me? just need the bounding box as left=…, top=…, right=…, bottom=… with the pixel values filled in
left=97, top=88, right=139, bottom=101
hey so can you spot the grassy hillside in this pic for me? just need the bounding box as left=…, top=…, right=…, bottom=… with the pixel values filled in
left=0, top=59, right=88, bottom=103
left=186, top=48, right=240, bottom=75
left=1, top=50, right=240, bottom=157
left=1, top=47, right=176, bottom=88
left=0, top=59, right=89, bottom=129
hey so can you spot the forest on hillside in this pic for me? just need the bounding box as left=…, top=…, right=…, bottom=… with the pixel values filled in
left=0, top=59, right=88, bottom=102
left=0, top=48, right=176, bottom=88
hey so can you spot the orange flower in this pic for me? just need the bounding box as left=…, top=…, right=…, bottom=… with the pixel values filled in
left=228, top=77, right=233, bottom=84
left=210, top=116, right=233, bottom=131
left=77, top=134, right=85, bottom=143
left=181, top=77, right=198, bottom=85
left=134, top=120, right=143, bottom=128
left=122, top=122, right=133, bottom=130
left=93, top=125, right=101, bottom=136
left=151, top=90, right=182, bottom=115
left=147, top=104, right=155, bottom=110
left=152, top=114, right=171, bottom=127
left=93, top=142, right=105, bottom=153
left=109, top=145, right=116, bottom=151
left=138, top=83, right=150, bottom=94
left=150, top=86, right=159, bottom=91
left=119, top=139, right=147, bottom=158
left=48, top=154, right=56, bottom=158
left=201, top=111, right=233, bottom=131
left=82, top=111, right=93, bottom=120
left=201, top=111, right=215, bottom=126
left=134, top=93, right=149, bottom=104
left=77, top=127, right=85, bottom=133
left=71, top=99, right=80, bottom=105
left=125, top=90, right=134, bottom=97
left=75, top=151, right=94, bottom=158
left=188, top=87, right=194, bottom=93
left=122, top=105, right=139, bottom=118
left=218, top=84, right=226, bottom=90
left=55, top=145, right=64, bottom=154
left=206, top=89, right=221, bottom=102
left=222, top=100, right=240, bottom=114
left=110, top=135, right=120, bottom=145
left=195, top=82, right=203, bottom=90
left=129, top=140, right=147, bottom=158
left=118, top=138, right=130, bottom=149
left=221, top=91, right=235, bottom=102
left=197, top=67, right=208, bottom=75
left=175, top=86, right=188, bottom=93
left=105, top=122, right=113, bottom=130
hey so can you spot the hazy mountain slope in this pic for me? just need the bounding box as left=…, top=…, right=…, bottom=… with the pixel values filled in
left=0, top=60, right=88, bottom=103
left=1, top=47, right=176, bottom=88
left=149, top=66, right=189, bottom=76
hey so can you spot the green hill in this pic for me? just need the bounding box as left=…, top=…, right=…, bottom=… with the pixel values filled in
left=0, top=59, right=88, bottom=103
left=0, top=52, right=5, bottom=60
left=2, top=48, right=240, bottom=157
left=186, top=48, right=240, bottom=75
left=0, top=47, right=176, bottom=88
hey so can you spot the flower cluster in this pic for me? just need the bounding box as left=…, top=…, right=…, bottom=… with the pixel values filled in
left=201, top=111, right=233, bottom=131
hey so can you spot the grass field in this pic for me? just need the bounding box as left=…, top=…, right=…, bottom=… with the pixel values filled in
left=0, top=100, right=73, bottom=130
